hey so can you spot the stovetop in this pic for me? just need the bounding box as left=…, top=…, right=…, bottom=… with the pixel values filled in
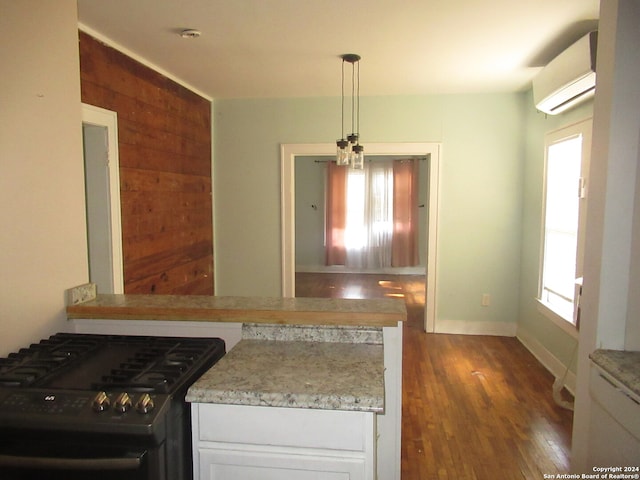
left=0, top=333, right=225, bottom=436
left=0, top=333, right=224, bottom=392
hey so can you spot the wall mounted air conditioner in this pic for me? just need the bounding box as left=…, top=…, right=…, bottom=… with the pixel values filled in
left=533, top=31, right=598, bottom=115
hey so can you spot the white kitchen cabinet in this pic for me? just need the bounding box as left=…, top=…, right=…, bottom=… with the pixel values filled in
left=191, top=403, right=376, bottom=480
left=588, top=363, right=640, bottom=463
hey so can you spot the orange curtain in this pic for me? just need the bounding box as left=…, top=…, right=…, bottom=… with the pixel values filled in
left=392, top=159, right=419, bottom=267
left=325, top=161, right=347, bottom=265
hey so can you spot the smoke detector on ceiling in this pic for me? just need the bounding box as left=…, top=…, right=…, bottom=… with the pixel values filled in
left=179, top=29, right=201, bottom=39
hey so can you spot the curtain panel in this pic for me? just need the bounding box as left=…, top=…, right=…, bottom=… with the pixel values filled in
left=392, top=159, right=420, bottom=267
left=325, top=161, right=347, bottom=265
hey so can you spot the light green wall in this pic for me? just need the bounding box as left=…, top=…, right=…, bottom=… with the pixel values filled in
left=295, top=156, right=326, bottom=267
left=437, top=95, right=525, bottom=328
left=213, top=93, right=525, bottom=329
left=518, top=89, right=594, bottom=373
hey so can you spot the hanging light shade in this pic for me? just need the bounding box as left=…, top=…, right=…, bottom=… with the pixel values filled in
left=351, top=143, right=364, bottom=170
left=336, top=53, right=364, bottom=168
left=336, top=138, right=350, bottom=166
left=352, top=144, right=364, bottom=169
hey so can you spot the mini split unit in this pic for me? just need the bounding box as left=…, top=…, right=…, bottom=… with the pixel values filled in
left=533, top=31, right=598, bottom=115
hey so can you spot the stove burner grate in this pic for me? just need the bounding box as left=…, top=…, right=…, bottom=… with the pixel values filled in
left=0, top=334, right=224, bottom=395
left=0, top=335, right=102, bottom=387
left=93, top=342, right=213, bottom=393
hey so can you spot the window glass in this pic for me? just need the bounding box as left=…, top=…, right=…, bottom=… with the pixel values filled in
left=540, top=119, right=591, bottom=326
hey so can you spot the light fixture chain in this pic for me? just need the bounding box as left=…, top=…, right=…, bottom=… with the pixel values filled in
left=341, top=59, right=345, bottom=139
left=356, top=60, right=360, bottom=139
left=336, top=53, right=363, bottom=168
left=351, top=60, right=356, bottom=136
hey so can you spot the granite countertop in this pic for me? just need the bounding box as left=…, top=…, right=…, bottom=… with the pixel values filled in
left=185, top=324, right=385, bottom=413
left=66, top=293, right=406, bottom=327
left=590, top=349, right=640, bottom=398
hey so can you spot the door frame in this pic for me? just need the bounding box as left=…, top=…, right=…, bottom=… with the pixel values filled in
left=280, top=142, right=440, bottom=332
left=82, top=103, right=124, bottom=294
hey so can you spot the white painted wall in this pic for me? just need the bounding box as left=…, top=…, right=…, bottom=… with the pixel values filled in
left=0, top=0, right=88, bottom=355
left=627, top=146, right=640, bottom=350
left=572, top=0, right=640, bottom=470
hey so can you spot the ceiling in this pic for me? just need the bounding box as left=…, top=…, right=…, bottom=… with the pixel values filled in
left=76, top=0, right=599, bottom=100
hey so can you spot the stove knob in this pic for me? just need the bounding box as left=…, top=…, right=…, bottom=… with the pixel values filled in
left=92, top=391, right=111, bottom=413
left=114, top=392, right=132, bottom=414
left=135, top=393, right=155, bottom=414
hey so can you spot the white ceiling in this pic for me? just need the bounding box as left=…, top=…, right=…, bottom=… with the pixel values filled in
left=76, top=0, right=599, bottom=99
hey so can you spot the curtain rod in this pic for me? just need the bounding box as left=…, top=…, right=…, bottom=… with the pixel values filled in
left=314, top=157, right=426, bottom=163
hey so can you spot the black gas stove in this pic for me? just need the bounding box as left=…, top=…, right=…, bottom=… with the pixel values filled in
left=0, top=333, right=225, bottom=480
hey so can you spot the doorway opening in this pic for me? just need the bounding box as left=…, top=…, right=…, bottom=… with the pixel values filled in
left=81, top=104, right=123, bottom=294
left=281, top=143, right=440, bottom=332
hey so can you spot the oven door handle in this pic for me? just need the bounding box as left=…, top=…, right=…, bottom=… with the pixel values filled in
left=0, top=452, right=144, bottom=470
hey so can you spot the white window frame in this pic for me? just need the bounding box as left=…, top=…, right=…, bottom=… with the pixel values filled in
left=537, top=118, right=592, bottom=338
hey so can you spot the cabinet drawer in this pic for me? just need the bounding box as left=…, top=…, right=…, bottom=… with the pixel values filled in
left=199, top=446, right=365, bottom=480
left=195, top=403, right=373, bottom=451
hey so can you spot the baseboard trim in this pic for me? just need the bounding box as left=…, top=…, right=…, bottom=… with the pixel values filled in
left=434, top=319, right=517, bottom=337
left=516, top=326, right=577, bottom=395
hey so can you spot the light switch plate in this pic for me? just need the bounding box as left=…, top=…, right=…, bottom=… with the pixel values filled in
left=481, top=293, right=491, bottom=307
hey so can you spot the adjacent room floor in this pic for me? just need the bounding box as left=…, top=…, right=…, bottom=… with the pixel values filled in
left=295, top=272, right=574, bottom=480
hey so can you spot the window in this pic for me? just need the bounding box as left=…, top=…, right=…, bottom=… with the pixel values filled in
left=343, top=163, right=394, bottom=251
left=539, top=119, right=592, bottom=330
left=325, top=158, right=419, bottom=269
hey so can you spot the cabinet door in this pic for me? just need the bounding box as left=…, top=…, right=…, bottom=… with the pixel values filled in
left=199, top=447, right=365, bottom=480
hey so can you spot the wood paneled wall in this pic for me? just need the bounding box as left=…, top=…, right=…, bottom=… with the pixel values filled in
left=79, top=32, right=214, bottom=295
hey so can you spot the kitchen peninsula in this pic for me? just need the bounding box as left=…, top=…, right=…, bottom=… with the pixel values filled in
left=67, top=293, right=406, bottom=480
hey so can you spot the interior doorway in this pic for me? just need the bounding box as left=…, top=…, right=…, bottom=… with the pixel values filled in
left=281, top=143, right=440, bottom=332
left=81, top=104, right=123, bottom=294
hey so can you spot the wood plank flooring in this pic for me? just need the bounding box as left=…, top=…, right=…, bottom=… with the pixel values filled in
left=295, top=272, right=574, bottom=480
left=295, top=272, right=426, bottom=329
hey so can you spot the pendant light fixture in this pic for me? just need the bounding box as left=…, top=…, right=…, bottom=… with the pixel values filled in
left=336, top=54, right=364, bottom=169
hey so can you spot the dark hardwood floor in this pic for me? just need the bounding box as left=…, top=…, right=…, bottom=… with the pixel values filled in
left=295, top=272, right=574, bottom=480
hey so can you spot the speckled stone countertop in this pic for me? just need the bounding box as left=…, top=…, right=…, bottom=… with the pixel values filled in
left=66, top=294, right=406, bottom=327
left=590, top=349, right=640, bottom=398
left=186, top=324, right=385, bottom=413
left=242, top=322, right=383, bottom=344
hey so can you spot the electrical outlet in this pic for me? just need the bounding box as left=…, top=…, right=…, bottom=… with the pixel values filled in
left=481, top=294, right=491, bottom=307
